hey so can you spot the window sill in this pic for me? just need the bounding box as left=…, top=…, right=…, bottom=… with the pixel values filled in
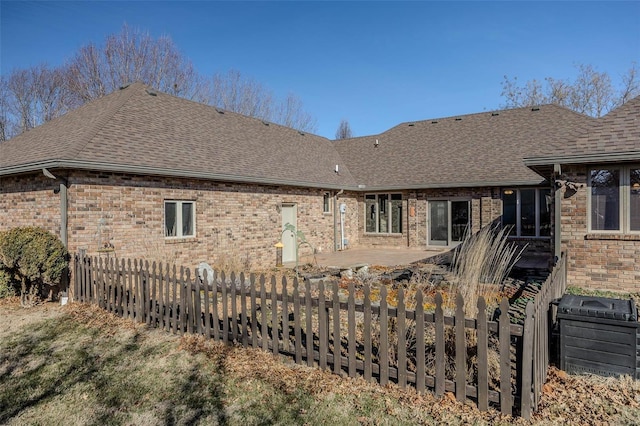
left=165, top=237, right=198, bottom=244
left=363, top=233, right=404, bottom=237
left=507, top=236, right=552, bottom=241
left=585, top=233, right=640, bottom=241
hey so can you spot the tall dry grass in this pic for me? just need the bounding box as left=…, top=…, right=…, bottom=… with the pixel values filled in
left=449, top=225, right=525, bottom=317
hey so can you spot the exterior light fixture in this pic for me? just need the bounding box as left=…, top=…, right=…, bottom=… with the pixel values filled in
left=503, top=189, right=514, bottom=195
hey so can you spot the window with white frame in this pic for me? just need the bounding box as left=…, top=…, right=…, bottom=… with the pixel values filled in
left=165, top=200, right=195, bottom=238
left=323, top=192, right=331, bottom=214
left=365, top=193, right=403, bottom=234
left=589, top=166, right=640, bottom=233
left=502, top=188, right=551, bottom=237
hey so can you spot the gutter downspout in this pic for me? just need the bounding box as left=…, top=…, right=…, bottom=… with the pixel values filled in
left=333, top=189, right=344, bottom=252
left=60, top=181, right=68, bottom=248
left=43, top=168, right=68, bottom=248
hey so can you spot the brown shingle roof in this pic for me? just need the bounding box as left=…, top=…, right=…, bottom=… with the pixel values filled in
left=524, top=95, right=640, bottom=167
left=333, top=105, right=595, bottom=189
left=0, top=83, right=356, bottom=189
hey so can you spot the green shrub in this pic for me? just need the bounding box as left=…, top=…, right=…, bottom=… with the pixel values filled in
left=0, top=227, right=69, bottom=306
left=0, top=269, right=17, bottom=298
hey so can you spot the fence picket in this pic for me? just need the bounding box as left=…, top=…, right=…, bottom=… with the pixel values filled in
left=455, top=293, right=466, bottom=402
left=415, top=290, right=425, bottom=393
left=179, top=266, right=186, bottom=334
left=293, top=278, right=302, bottom=364
left=194, top=267, right=202, bottom=335
left=260, top=275, right=268, bottom=351
left=211, top=270, right=219, bottom=340
left=318, top=281, right=327, bottom=369
left=97, top=257, right=104, bottom=309
left=305, top=279, right=313, bottom=366
left=363, top=284, right=372, bottom=382
left=380, top=285, right=389, bottom=386
left=240, top=273, right=248, bottom=347
left=521, top=302, right=535, bottom=419
left=163, top=265, right=170, bottom=331
left=232, top=272, right=238, bottom=342
left=435, top=292, right=445, bottom=397
left=332, top=281, right=341, bottom=375
left=117, top=259, right=124, bottom=317
left=477, top=297, right=489, bottom=411
left=397, top=287, right=407, bottom=388
left=201, top=269, right=211, bottom=339
left=499, top=297, right=512, bottom=416
left=250, top=274, right=258, bottom=347
left=270, top=276, right=278, bottom=355
left=280, top=277, right=288, bottom=353
left=348, top=281, right=356, bottom=377
left=221, top=271, right=228, bottom=341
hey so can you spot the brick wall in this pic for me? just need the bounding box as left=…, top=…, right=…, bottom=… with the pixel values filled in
left=559, top=165, right=640, bottom=292
left=0, top=173, right=61, bottom=237
left=62, top=171, right=344, bottom=271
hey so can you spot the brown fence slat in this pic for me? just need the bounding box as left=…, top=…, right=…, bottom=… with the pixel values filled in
left=194, top=267, right=202, bottom=335
left=379, top=285, right=389, bottom=386
left=499, top=297, right=512, bottom=416
left=397, top=287, right=407, bottom=388
left=293, top=277, right=302, bottom=364
left=318, top=281, right=327, bottom=369
left=521, top=301, right=535, bottom=419
left=435, top=292, right=445, bottom=397
left=305, top=279, right=313, bottom=366
left=477, top=296, right=489, bottom=411
left=282, top=276, right=289, bottom=353
left=250, top=274, right=258, bottom=347
left=203, top=269, right=211, bottom=339
left=179, top=266, right=186, bottom=334
left=261, top=275, right=268, bottom=351
left=164, top=266, right=171, bottom=332
left=211, top=270, right=219, bottom=340
left=240, top=273, right=248, bottom=347
left=455, top=293, right=466, bottom=402
left=271, top=276, right=278, bottom=355
left=415, top=290, right=425, bottom=393
left=363, top=284, right=372, bottom=382
left=347, top=281, right=356, bottom=377
left=231, top=272, right=238, bottom=342
left=332, top=281, right=341, bottom=375
left=221, top=271, right=228, bottom=342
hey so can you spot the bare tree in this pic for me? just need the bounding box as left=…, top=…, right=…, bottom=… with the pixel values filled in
left=65, top=24, right=209, bottom=105
left=500, top=63, right=639, bottom=117
left=1, top=25, right=318, bottom=140
left=335, top=119, right=353, bottom=139
left=210, top=69, right=317, bottom=133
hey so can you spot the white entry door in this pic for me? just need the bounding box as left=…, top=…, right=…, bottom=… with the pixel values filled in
left=281, top=204, right=297, bottom=263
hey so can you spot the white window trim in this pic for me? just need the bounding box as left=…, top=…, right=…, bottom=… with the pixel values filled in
left=364, top=193, right=403, bottom=234
left=164, top=200, right=196, bottom=238
left=322, top=192, right=332, bottom=214
left=502, top=188, right=551, bottom=238
left=588, top=165, right=640, bottom=234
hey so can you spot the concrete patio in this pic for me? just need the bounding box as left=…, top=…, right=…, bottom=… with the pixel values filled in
left=290, top=247, right=448, bottom=269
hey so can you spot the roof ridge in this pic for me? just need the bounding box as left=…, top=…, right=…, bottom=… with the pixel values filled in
left=66, top=83, right=142, bottom=159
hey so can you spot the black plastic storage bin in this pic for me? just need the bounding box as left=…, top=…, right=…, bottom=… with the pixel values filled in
left=557, top=294, right=640, bottom=379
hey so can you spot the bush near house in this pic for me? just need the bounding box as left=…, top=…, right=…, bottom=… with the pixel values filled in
left=0, top=227, right=69, bottom=307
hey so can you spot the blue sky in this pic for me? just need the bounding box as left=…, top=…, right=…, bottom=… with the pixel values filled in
left=1, top=1, right=639, bottom=139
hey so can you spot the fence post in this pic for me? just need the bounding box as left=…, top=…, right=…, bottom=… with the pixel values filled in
left=455, top=293, right=466, bottom=402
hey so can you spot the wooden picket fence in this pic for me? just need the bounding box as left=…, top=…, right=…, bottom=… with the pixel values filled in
left=73, top=253, right=567, bottom=418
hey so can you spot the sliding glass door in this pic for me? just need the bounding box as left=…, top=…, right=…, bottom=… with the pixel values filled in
left=428, top=200, right=470, bottom=246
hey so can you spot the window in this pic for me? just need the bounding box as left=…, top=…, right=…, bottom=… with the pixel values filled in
left=165, top=201, right=195, bottom=238
left=589, top=166, right=640, bottom=233
left=502, top=188, right=550, bottom=237
left=323, top=192, right=331, bottom=214
left=365, top=193, right=403, bottom=234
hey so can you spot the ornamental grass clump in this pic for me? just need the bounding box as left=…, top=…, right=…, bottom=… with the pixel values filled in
left=449, top=224, right=525, bottom=317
